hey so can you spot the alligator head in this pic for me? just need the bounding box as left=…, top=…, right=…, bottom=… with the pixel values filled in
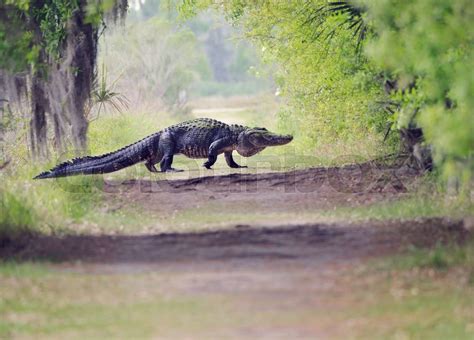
left=237, top=127, right=293, bottom=157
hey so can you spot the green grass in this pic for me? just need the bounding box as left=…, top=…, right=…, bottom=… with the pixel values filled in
left=0, top=261, right=51, bottom=277
left=0, top=171, right=109, bottom=242
left=360, top=288, right=474, bottom=340
left=0, top=190, right=37, bottom=243
left=0, top=268, right=236, bottom=339
left=351, top=238, right=474, bottom=340
left=386, top=241, right=474, bottom=272
left=326, top=189, right=473, bottom=222
left=1, top=242, right=473, bottom=339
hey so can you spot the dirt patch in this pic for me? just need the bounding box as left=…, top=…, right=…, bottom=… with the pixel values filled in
left=1, top=219, right=469, bottom=269
left=94, top=163, right=422, bottom=230
left=3, top=165, right=466, bottom=267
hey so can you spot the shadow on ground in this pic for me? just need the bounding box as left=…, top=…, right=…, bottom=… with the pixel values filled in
left=1, top=219, right=469, bottom=268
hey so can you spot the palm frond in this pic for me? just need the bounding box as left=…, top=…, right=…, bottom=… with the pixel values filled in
left=88, top=63, right=130, bottom=122
left=302, top=1, right=369, bottom=54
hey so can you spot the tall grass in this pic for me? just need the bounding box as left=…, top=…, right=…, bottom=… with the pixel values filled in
left=0, top=190, right=36, bottom=244
left=0, top=170, right=104, bottom=242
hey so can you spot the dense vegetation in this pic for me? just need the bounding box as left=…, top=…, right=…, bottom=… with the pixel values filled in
left=180, top=0, right=473, bottom=188
left=367, top=0, right=473, bottom=189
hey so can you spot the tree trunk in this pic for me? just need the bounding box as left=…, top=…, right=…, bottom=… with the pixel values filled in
left=399, top=127, right=432, bottom=171
left=65, top=0, right=99, bottom=152
left=29, top=75, right=49, bottom=159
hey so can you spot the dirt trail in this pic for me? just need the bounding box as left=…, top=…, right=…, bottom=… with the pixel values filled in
left=3, top=165, right=468, bottom=268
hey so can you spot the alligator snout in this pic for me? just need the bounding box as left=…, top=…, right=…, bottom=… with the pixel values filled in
left=267, top=134, right=293, bottom=146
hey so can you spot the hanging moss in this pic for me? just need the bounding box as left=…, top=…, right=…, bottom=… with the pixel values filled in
left=0, top=0, right=129, bottom=158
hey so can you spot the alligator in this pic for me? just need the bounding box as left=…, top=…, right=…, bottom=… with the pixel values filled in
left=34, top=118, right=293, bottom=179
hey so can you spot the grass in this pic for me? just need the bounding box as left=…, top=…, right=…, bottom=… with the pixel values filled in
left=348, top=237, right=474, bottom=340
left=359, top=286, right=474, bottom=339
left=1, top=239, right=473, bottom=339
left=387, top=241, right=474, bottom=271
left=328, top=194, right=473, bottom=221
left=0, top=173, right=106, bottom=240
left=0, top=267, right=238, bottom=339
left=0, top=190, right=37, bottom=243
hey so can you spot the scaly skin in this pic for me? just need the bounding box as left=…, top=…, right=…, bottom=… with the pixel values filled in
left=34, top=118, right=293, bottom=179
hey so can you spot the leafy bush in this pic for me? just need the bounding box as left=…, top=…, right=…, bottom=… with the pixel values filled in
left=365, top=0, right=474, bottom=189
left=181, top=0, right=473, bottom=186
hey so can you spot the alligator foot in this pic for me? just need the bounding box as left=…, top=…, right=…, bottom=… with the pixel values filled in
left=145, top=162, right=159, bottom=173
left=164, top=168, right=184, bottom=173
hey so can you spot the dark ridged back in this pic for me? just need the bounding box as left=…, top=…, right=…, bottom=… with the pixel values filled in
left=167, top=118, right=246, bottom=150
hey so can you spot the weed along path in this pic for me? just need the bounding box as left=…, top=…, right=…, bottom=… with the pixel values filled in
left=2, top=164, right=473, bottom=338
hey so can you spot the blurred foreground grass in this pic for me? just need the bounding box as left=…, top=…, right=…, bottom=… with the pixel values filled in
left=1, top=237, right=472, bottom=339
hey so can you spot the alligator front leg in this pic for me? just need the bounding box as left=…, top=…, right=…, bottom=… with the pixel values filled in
left=225, top=151, right=247, bottom=168
left=203, top=138, right=232, bottom=169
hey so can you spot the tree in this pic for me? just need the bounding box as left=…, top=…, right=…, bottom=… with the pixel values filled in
left=0, top=0, right=128, bottom=159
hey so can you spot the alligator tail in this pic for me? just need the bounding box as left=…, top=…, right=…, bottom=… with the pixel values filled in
left=34, top=133, right=160, bottom=179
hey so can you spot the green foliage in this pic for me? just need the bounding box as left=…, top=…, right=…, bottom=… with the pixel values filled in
left=180, top=0, right=394, bottom=156
left=32, top=0, right=78, bottom=59
left=88, top=111, right=172, bottom=155
left=88, top=64, right=130, bottom=121
left=364, top=0, right=474, bottom=186
left=390, top=242, right=474, bottom=271
left=0, top=3, right=37, bottom=72
left=0, top=169, right=103, bottom=243
left=0, top=1, right=78, bottom=71
left=181, top=0, right=473, bottom=186
left=0, top=0, right=120, bottom=73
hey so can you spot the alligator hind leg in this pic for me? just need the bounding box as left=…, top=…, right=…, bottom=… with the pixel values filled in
left=145, top=161, right=159, bottom=173
left=144, top=152, right=163, bottom=173
left=159, top=132, right=183, bottom=172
